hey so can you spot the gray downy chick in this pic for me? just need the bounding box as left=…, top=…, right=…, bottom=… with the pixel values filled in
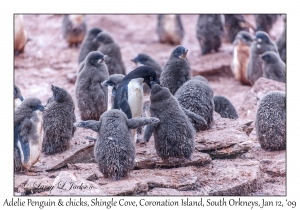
left=74, top=109, right=159, bottom=180
left=276, top=15, right=286, bottom=63
left=254, top=14, right=278, bottom=34
left=131, top=53, right=163, bottom=95
left=102, top=74, right=125, bottom=110
left=62, top=14, right=87, bottom=47
left=14, top=98, right=45, bottom=175
left=246, top=31, right=278, bottom=85
left=78, top=27, right=102, bottom=64
left=231, top=31, right=253, bottom=85
left=213, top=95, right=239, bottom=119
left=261, top=51, right=286, bottom=83
left=144, top=81, right=207, bottom=163
left=42, top=85, right=76, bottom=155
left=156, top=14, right=184, bottom=45
left=160, top=45, right=191, bottom=95
left=75, top=51, right=109, bottom=121
left=255, top=91, right=286, bottom=151
left=174, top=76, right=214, bottom=131
left=224, top=14, right=255, bottom=43
left=96, top=32, right=126, bottom=75
left=196, top=14, right=224, bottom=55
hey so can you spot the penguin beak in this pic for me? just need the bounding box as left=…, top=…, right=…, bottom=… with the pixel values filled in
left=131, top=58, right=137, bottom=64
left=38, top=105, right=46, bottom=112
left=102, top=80, right=108, bottom=87
left=19, top=95, right=24, bottom=101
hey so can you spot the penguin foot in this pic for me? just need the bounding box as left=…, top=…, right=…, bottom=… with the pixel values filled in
left=25, top=169, right=37, bottom=176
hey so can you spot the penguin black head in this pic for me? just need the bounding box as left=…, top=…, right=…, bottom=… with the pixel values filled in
left=172, top=45, right=188, bottom=59
left=14, top=85, right=24, bottom=101
left=51, top=85, right=69, bottom=103
left=233, top=31, right=253, bottom=46
left=86, top=51, right=107, bottom=67
left=261, top=51, right=280, bottom=64
left=131, top=53, right=149, bottom=65
left=96, top=32, right=114, bottom=44
left=126, top=66, right=160, bottom=88
left=255, top=31, right=271, bottom=44
left=22, top=98, right=45, bottom=112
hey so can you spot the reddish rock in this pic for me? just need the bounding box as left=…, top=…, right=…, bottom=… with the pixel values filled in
left=238, top=77, right=286, bottom=121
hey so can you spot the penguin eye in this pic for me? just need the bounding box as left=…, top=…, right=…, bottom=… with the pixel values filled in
left=150, top=77, right=153, bottom=80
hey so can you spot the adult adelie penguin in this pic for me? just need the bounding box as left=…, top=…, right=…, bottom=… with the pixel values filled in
left=160, top=45, right=190, bottom=95
left=103, top=74, right=125, bottom=110
left=224, top=14, right=255, bottom=43
left=174, top=76, right=214, bottom=131
left=14, top=15, right=29, bottom=55
left=261, top=51, right=286, bottom=83
left=14, top=84, right=24, bottom=108
left=62, top=14, right=87, bottom=47
left=78, top=27, right=102, bottom=64
left=96, top=32, right=126, bottom=75
left=231, top=31, right=253, bottom=85
left=156, top=14, right=184, bottom=45
left=113, top=66, right=160, bottom=142
left=247, top=31, right=278, bottom=85
left=75, top=51, right=109, bottom=121
left=131, top=53, right=162, bottom=95
left=42, top=85, right=76, bottom=155
left=196, top=14, right=224, bottom=55
left=14, top=98, right=45, bottom=175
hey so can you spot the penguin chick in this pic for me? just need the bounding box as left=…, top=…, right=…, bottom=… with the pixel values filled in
left=247, top=31, right=278, bottom=85
left=74, top=109, right=159, bottom=180
left=62, top=14, right=87, bottom=47
left=196, top=14, right=224, bottom=55
left=14, top=98, right=45, bottom=175
left=14, top=15, right=28, bottom=55
left=131, top=53, right=163, bottom=95
left=224, top=14, right=255, bottom=43
left=75, top=51, right=109, bottom=121
left=254, top=14, right=278, bottom=34
left=160, top=45, right=191, bottom=95
left=156, top=14, right=184, bottom=45
left=174, top=76, right=214, bottom=131
left=42, top=85, right=76, bottom=155
left=103, top=74, right=125, bottom=110
left=213, top=95, right=238, bottom=119
left=255, top=91, right=286, bottom=151
left=231, top=31, right=253, bottom=85
left=14, top=84, right=24, bottom=108
left=96, top=32, right=126, bottom=75
left=78, top=27, right=102, bottom=64
left=144, top=82, right=205, bottom=163
left=276, top=16, right=286, bottom=63
left=261, top=51, right=286, bottom=83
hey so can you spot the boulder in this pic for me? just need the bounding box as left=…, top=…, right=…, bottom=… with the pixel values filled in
left=238, top=77, right=286, bottom=121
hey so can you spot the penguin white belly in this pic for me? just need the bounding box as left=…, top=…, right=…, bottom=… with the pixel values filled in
left=128, top=78, right=144, bottom=142
left=164, top=15, right=176, bottom=36
left=107, top=85, right=113, bottom=110
left=232, top=46, right=240, bottom=80
left=128, top=78, right=144, bottom=118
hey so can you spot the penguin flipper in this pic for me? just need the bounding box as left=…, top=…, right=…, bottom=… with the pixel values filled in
left=127, top=117, right=160, bottom=129
left=119, top=98, right=132, bottom=119
left=143, top=123, right=159, bottom=142
left=19, top=118, right=32, bottom=143
left=74, top=120, right=101, bottom=132
left=16, top=129, right=31, bottom=164
left=182, top=107, right=207, bottom=126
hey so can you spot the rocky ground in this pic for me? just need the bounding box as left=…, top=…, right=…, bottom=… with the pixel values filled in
left=14, top=14, right=286, bottom=196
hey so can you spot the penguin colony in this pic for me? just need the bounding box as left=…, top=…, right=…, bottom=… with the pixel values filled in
left=14, top=15, right=286, bottom=181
